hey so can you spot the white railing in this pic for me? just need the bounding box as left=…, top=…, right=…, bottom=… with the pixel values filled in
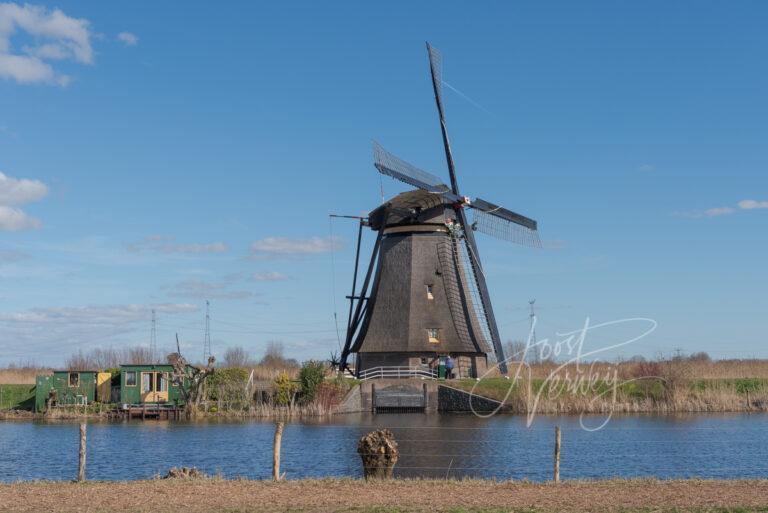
left=358, top=366, right=437, bottom=381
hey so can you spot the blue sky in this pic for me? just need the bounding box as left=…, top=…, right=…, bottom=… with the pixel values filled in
left=0, top=1, right=766, bottom=366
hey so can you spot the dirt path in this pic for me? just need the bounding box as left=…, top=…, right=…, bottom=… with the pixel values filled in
left=2, top=479, right=768, bottom=512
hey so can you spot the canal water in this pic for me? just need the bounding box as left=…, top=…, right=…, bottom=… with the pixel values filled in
left=1, top=413, right=766, bottom=482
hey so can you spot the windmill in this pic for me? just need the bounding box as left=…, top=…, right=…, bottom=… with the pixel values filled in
left=340, top=43, right=540, bottom=377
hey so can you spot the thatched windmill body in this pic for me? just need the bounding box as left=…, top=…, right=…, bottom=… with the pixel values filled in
left=340, top=43, right=541, bottom=378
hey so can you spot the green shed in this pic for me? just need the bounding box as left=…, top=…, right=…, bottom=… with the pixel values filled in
left=119, top=364, right=190, bottom=405
left=35, top=370, right=98, bottom=412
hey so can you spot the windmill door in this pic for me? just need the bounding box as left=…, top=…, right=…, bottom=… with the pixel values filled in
left=140, top=372, right=169, bottom=403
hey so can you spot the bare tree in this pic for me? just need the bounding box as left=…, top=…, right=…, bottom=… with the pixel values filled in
left=90, top=348, right=122, bottom=369
left=504, top=340, right=540, bottom=365
left=66, top=350, right=95, bottom=371
left=223, top=346, right=252, bottom=368
left=260, top=341, right=285, bottom=366
left=65, top=345, right=156, bottom=370
left=125, top=346, right=154, bottom=364
left=259, top=341, right=298, bottom=369
left=168, top=334, right=215, bottom=419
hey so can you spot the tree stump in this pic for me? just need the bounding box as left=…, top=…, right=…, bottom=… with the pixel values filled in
left=357, top=429, right=399, bottom=479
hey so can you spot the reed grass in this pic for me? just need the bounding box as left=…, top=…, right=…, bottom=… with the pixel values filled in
left=452, top=375, right=768, bottom=414
left=0, top=367, right=51, bottom=385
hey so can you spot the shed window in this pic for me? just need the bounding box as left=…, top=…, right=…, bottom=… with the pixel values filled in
left=125, top=371, right=137, bottom=387
left=427, top=328, right=441, bottom=344
left=426, top=284, right=434, bottom=300
left=68, top=372, right=79, bottom=387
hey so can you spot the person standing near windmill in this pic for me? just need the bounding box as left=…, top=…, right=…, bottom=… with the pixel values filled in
left=445, top=355, right=455, bottom=380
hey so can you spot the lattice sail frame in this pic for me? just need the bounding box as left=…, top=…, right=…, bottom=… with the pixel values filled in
left=436, top=237, right=475, bottom=350
left=472, top=209, right=542, bottom=248
left=456, top=235, right=494, bottom=348
left=437, top=223, right=494, bottom=354
left=373, top=141, right=449, bottom=193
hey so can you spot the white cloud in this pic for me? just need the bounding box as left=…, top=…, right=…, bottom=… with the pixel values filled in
left=683, top=199, right=768, bottom=219
left=0, top=303, right=198, bottom=362
left=117, top=31, right=137, bottom=46
left=0, top=170, right=48, bottom=231
left=0, top=3, right=94, bottom=85
left=127, top=235, right=229, bottom=254
left=250, top=236, right=341, bottom=259
left=166, top=279, right=253, bottom=300
left=0, top=171, right=48, bottom=205
left=704, top=206, right=735, bottom=218
left=0, top=51, right=56, bottom=83
left=252, top=271, right=289, bottom=282
left=0, top=303, right=196, bottom=325
left=0, top=205, right=41, bottom=230
left=636, top=164, right=655, bottom=173
left=738, top=199, right=768, bottom=210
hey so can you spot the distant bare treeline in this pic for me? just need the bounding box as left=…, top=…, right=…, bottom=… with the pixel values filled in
left=66, top=346, right=158, bottom=370
left=60, top=341, right=300, bottom=377
left=221, top=342, right=300, bottom=380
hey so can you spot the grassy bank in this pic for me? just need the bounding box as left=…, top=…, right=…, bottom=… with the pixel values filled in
left=450, top=377, right=768, bottom=413
left=0, top=384, right=35, bottom=410
left=5, top=357, right=768, bottom=416
left=1, top=478, right=767, bottom=513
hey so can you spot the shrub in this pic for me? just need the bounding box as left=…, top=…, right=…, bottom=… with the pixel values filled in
left=735, top=378, right=763, bottom=394
left=313, top=380, right=347, bottom=410
left=206, top=367, right=249, bottom=409
left=273, top=372, right=299, bottom=406
left=298, top=360, right=326, bottom=403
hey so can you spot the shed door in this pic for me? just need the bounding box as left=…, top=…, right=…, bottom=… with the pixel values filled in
left=155, top=372, right=168, bottom=402
left=140, top=372, right=155, bottom=403
left=140, top=371, right=168, bottom=403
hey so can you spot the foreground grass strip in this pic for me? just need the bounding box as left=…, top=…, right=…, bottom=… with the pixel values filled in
left=2, top=478, right=768, bottom=513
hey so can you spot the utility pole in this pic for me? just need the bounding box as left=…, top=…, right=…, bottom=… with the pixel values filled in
left=529, top=299, right=538, bottom=363
left=150, top=309, right=157, bottom=364
left=203, top=300, right=211, bottom=361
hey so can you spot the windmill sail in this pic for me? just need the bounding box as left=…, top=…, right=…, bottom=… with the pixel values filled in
left=472, top=198, right=538, bottom=230
left=373, top=142, right=450, bottom=193
left=437, top=236, right=487, bottom=353
left=427, top=43, right=444, bottom=115
left=471, top=207, right=542, bottom=248
left=455, top=236, right=494, bottom=349
left=425, top=42, right=511, bottom=373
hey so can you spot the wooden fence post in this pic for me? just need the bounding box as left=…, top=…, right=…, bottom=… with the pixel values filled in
left=553, top=425, right=561, bottom=483
left=77, top=423, right=87, bottom=482
left=272, top=421, right=284, bottom=481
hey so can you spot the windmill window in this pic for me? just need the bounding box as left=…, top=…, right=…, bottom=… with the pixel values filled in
left=428, top=328, right=441, bottom=344
left=426, top=284, right=434, bottom=300
left=68, top=372, right=79, bottom=387
left=125, top=371, right=137, bottom=387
